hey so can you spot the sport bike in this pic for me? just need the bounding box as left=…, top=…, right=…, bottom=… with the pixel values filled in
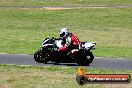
left=34, top=37, right=96, bottom=66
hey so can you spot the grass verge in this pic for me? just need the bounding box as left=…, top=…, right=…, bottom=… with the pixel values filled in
left=0, top=64, right=132, bottom=88
left=0, top=8, right=132, bottom=58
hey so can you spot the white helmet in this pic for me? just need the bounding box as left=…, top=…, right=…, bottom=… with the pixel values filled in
left=59, top=28, right=69, bottom=37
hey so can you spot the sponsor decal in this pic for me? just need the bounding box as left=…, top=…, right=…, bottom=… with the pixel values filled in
left=76, top=67, right=131, bottom=85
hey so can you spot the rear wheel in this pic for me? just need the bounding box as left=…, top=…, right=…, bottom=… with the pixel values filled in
left=34, top=50, right=48, bottom=63
left=77, top=52, right=94, bottom=66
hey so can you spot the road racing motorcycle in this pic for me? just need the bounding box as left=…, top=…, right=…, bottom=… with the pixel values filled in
left=34, top=37, right=96, bottom=66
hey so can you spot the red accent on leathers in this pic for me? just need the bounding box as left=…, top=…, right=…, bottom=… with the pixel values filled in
left=58, top=45, right=67, bottom=52
left=71, top=33, right=80, bottom=47
left=58, top=33, right=80, bottom=52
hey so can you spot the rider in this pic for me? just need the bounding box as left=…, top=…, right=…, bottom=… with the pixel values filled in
left=58, top=28, right=81, bottom=57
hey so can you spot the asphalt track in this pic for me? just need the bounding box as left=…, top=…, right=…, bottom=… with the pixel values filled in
left=0, top=5, right=132, bottom=9
left=0, top=54, right=132, bottom=70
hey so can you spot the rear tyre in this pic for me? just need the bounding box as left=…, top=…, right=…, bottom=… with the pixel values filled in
left=77, top=52, right=94, bottom=66
left=34, top=50, right=48, bottom=64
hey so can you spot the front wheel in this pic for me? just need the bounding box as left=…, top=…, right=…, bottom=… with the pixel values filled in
left=77, top=52, right=94, bottom=66
left=34, top=50, right=48, bottom=63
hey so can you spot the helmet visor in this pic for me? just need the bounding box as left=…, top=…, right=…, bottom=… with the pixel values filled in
left=60, top=32, right=65, bottom=37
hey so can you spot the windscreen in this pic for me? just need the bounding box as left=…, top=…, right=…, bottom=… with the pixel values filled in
left=42, top=38, right=54, bottom=45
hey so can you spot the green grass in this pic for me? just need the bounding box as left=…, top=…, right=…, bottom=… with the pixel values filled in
left=0, top=0, right=132, bottom=6
left=0, top=64, right=132, bottom=88
left=0, top=8, right=132, bottom=58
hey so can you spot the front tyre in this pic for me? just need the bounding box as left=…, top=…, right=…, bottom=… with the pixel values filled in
left=77, top=52, right=94, bottom=66
left=34, top=50, right=48, bottom=63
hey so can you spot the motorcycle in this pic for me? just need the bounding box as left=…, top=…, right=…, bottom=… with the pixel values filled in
left=34, top=37, right=96, bottom=66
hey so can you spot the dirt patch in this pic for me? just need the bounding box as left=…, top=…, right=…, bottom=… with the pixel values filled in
left=44, top=7, right=72, bottom=10
left=43, top=7, right=107, bottom=10
left=0, top=0, right=8, bottom=3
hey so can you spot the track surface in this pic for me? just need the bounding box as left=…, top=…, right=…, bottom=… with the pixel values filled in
left=0, top=5, right=132, bottom=9
left=0, top=54, right=132, bottom=70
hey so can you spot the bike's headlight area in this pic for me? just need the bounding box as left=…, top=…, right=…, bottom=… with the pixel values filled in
left=92, top=46, right=96, bottom=50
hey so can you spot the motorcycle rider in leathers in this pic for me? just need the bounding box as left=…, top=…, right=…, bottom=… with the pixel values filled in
left=58, top=28, right=81, bottom=58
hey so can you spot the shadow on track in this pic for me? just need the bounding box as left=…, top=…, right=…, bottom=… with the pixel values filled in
left=46, top=62, right=79, bottom=66
left=45, top=62, right=92, bottom=67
